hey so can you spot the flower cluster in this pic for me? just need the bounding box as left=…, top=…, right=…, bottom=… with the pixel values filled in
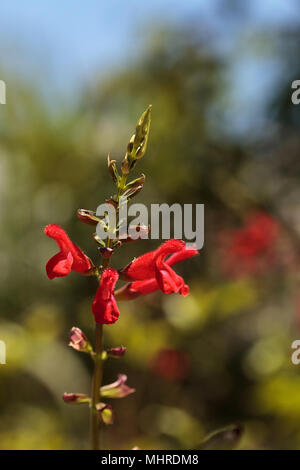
left=44, top=226, right=198, bottom=323
left=43, top=106, right=198, bottom=449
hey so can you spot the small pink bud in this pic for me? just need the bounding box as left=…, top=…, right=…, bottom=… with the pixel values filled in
left=69, top=327, right=92, bottom=353
left=62, top=393, right=90, bottom=404
left=100, top=374, right=135, bottom=399
left=107, top=346, right=126, bottom=358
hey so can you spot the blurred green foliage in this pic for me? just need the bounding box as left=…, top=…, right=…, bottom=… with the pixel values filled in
left=0, top=15, right=300, bottom=450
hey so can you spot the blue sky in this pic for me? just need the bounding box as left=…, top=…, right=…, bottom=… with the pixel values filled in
left=0, top=0, right=299, bottom=134
left=0, top=0, right=298, bottom=89
left=0, top=0, right=206, bottom=89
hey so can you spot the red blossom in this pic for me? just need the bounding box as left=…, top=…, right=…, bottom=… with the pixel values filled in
left=220, top=212, right=279, bottom=277
left=116, top=241, right=198, bottom=299
left=44, top=224, right=93, bottom=279
left=92, top=268, right=120, bottom=324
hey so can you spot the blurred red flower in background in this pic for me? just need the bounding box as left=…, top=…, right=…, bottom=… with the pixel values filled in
left=150, top=348, right=190, bottom=381
left=219, top=212, right=279, bottom=278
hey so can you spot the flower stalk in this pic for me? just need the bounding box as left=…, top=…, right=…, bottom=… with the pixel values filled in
left=90, top=322, right=104, bottom=450
left=43, top=105, right=198, bottom=450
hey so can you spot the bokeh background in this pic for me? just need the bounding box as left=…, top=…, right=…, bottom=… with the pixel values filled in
left=0, top=0, right=300, bottom=450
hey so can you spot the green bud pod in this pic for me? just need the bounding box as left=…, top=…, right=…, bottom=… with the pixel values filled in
left=125, top=105, right=152, bottom=167
left=125, top=174, right=146, bottom=190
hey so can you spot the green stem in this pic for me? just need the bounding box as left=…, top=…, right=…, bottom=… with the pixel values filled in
left=117, top=174, right=127, bottom=199
left=90, top=323, right=103, bottom=450
left=90, top=174, right=127, bottom=450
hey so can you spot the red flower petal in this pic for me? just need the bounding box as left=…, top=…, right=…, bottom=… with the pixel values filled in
left=46, top=252, right=73, bottom=279
left=155, top=261, right=185, bottom=294
left=44, top=224, right=92, bottom=279
left=121, top=239, right=185, bottom=281
left=116, top=241, right=198, bottom=299
left=167, top=245, right=199, bottom=266
left=92, top=268, right=120, bottom=324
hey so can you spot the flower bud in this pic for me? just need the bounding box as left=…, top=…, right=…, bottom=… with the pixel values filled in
left=125, top=174, right=146, bottom=190
left=121, top=105, right=152, bottom=174
left=121, top=153, right=131, bottom=175
left=105, top=197, right=118, bottom=208
left=107, top=346, right=126, bottom=358
left=129, top=105, right=152, bottom=161
left=99, top=247, right=114, bottom=259
left=77, top=209, right=99, bottom=226
left=107, top=154, right=119, bottom=183
left=100, top=374, right=135, bottom=399
left=123, top=185, right=143, bottom=201
left=69, top=327, right=92, bottom=353
left=62, top=393, right=90, bottom=404
left=93, top=233, right=106, bottom=247
left=96, top=403, right=113, bottom=425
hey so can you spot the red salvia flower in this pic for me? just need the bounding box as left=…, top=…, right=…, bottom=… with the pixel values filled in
left=116, top=240, right=198, bottom=299
left=219, top=212, right=279, bottom=278
left=92, top=268, right=120, bottom=324
left=44, top=224, right=93, bottom=279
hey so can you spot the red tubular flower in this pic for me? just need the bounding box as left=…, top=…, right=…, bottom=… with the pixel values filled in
left=116, top=241, right=198, bottom=299
left=44, top=224, right=93, bottom=279
left=92, top=268, right=120, bottom=324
